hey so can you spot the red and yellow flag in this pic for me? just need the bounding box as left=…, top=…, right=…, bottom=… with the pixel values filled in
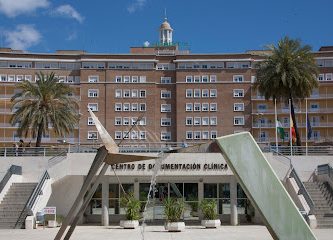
left=290, top=114, right=296, bottom=143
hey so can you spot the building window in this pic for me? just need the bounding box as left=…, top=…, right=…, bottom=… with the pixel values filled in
left=123, top=76, right=130, bottom=83
left=16, top=75, right=24, bottom=82
left=123, top=117, right=130, bottom=125
left=211, top=131, right=217, bottom=139
left=161, top=77, right=172, bottom=84
left=202, top=75, right=209, bottom=83
left=88, top=103, right=98, bottom=112
left=8, top=75, right=15, bottom=82
left=234, top=103, right=244, bottom=112
left=131, top=131, right=139, bottom=140
left=138, top=117, right=146, bottom=126
left=161, top=104, right=171, bottom=112
left=194, top=76, right=200, bottom=83
left=88, top=89, right=99, bottom=98
left=194, top=117, right=201, bottom=126
left=186, top=76, right=193, bottom=83
left=257, top=104, right=267, bottom=112
left=130, top=89, right=137, bottom=98
left=122, top=90, right=130, bottom=98
left=210, top=89, right=217, bottom=98
left=194, top=103, right=201, bottom=111
left=88, top=76, right=99, bottom=83
left=1, top=74, right=8, bottom=81
left=313, top=130, right=320, bottom=140
left=233, top=75, right=244, bottom=82
left=210, top=117, right=217, bottom=126
left=88, top=131, right=98, bottom=140
left=202, top=103, right=209, bottom=111
left=123, top=103, right=130, bottom=111
left=87, top=117, right=95, bottom=125
left=123, top=131, right=130, bottom=139
left=161, top=132, right=171, bottom=141
left=132, top=76, right=138, bottom=83
left=115, top=103, right=122, bottom=111
left=210, top=103, right=217, bottom=111
left=115, top=76, right=122, bottom=83
left=131, top=103, right=138, bottom=111
left=115, top=89, right=122, bottom=98
left=161, top=118, right=171, bottom=126
left=326, top=73, right=332, bottom=81
left=115, top=117, right=122, bottom=125
left=24, top=75, right=32, bottom=81
left=186, top=131, right=193, bottom=139
left=186, top=117, right=193, bottom=125
left=234, top=116, right=245, bottom=125
left=210, top=75, right=217, bottom=83
left=194, top=89, right=201, bottom=98
left=186, top=89, right=193, bottom=98
left=139, top=76, right=146, bottom=83
left=202, top=117, right=209, bottom=126
left=202, top=131, right=209, bottom=140
left=202, top=89, right=209, bottom=98
left=139, top=103, right=146, bottom=111
left=140, top=131, right=147, bottom=139
left=317, top=74, right=324, bottom=81
left=161, top=90, right=171, bottom=99
left=310, top=103, right=319, bottom=111
left=194, top=131, right=201, bottom=139
left=186, top=103, right=193, bottom=112
left=115, top=131, right=122, bottom=140
left=139, top=90, right=146, bottom=98
left=233, top=89, right=244, bottom=97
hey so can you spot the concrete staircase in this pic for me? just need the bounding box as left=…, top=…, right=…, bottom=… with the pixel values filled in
left=0, top=182, right=37, bottom=229
left=303, top=181, right=333, bottom=228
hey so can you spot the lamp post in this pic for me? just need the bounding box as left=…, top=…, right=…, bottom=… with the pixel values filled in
left=256, top=113, right=264, bottom=142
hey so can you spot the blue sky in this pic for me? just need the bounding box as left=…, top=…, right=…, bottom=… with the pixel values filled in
left=0, top=0, right=332, bottom=53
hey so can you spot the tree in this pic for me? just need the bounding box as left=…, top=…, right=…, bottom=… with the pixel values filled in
left=11, top=72, right=79, bottom=147
left=255, top=37, right=319, bottom=146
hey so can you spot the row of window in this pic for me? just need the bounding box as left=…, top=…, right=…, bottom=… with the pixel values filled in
left=87, top=117, right=147, bottom=126
left=87, top=131, right=147, bottom=140
left=186, top=131, right=217, bottom=140
left=114, top=103, right=147, bottom=112
left=185, top=89, right=217, bottom=98
left=185, top=103, right=217, bottom=112
left=115, top=89, right=147, bottom=98
left=186, top=117, right=217, bottom=126
left=0, top=74, right=80, bottom=83
left=114, top=76, right=147, bottom=83
left=317, top=73, right=333, bottom=81
left=178, top=61, right=250, bottom=69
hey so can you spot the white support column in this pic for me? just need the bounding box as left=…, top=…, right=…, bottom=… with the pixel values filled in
left=101, top=179, right=109, bottom=226
left=134, top=179, right=139, bottom=200
left=230, top=178, right=238, bottom=225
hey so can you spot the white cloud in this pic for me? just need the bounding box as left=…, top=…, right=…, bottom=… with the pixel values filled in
left=0, top=0, right=49, bottom=17
left=4, top=25, right=41, bottom=50
left=53, top=4, right=84, bottom=23
left=66, top=31, right=77, bottom=41
left=127, top=0, right=147, bottom=13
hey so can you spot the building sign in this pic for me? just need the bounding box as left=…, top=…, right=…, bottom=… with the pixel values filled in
left=111, top=163, right=228, bottom=171
left=44, top=207, right=56, bottom=215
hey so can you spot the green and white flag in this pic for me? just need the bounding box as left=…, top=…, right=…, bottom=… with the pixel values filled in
left=276, top=120, right=285, bottom=140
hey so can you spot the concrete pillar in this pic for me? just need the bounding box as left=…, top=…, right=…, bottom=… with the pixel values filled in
left=134, top=179, right=139, bottom=200
left=230, top=178, right=238, bottom=225
left=101, top=179, right=109, bottom=226
left=198, top=180, right=204, bottom=219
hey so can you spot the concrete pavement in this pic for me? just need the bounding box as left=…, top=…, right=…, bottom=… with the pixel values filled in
left=0, top=225, right=331, bottom=240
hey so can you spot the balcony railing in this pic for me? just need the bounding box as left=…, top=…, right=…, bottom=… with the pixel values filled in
left=252, top=122, right=333, bottom=128
left=251, top=94, right=333, bottom=100
left=252, top=108, right=333, bottom=114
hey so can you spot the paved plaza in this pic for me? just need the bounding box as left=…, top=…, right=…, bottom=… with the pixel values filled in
left=0, top=225, right=331, bottom=240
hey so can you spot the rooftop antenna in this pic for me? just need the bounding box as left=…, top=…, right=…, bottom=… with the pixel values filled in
left=164, top=8, right=167, bottom=20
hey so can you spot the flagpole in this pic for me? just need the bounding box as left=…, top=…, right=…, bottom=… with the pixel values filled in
left=275, top=98, right=278, bottom=152
left=306, top=98, right=308, bottom=156
left=289, top=99, right=292, bottom=156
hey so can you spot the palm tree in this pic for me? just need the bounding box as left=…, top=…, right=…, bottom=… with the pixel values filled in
left=11, top=72, right=79, bottom=147
left=255, top=37, right=319, bottom=146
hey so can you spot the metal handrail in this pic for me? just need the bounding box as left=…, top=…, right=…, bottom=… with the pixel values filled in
left=47, top=150, right=68, bottom=167
left=270, top=149, right=315, bottom=214
left=0, top=165, right=22, bottom=193
left=14, top=170, right=50, bottom=229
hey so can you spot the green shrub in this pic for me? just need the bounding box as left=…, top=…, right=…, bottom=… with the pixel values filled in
left=199, top=199, right=218, bottom=220
left=120, top=192, right=141, bottom=220
left=163, top=198, right=184, bottom=222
